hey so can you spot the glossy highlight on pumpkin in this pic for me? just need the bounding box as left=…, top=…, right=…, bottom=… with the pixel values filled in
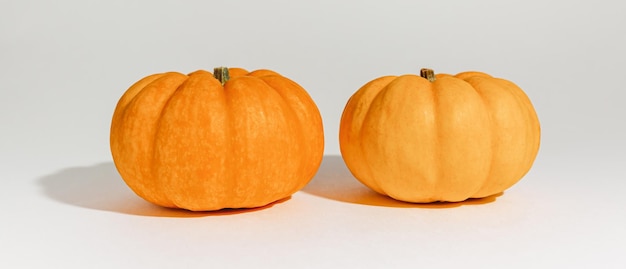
left=339, top=69, right=540, bottom=203
left=110, top=67, right=324, bottom=211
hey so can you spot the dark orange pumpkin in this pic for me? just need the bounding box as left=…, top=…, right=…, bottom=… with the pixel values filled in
left=110, top=67, right=324, bottom=211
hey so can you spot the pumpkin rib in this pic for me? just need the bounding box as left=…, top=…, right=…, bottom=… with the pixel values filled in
left=152, top=76, right=190, bottom=209
left=224, top=76, right=260, bottom=207
left=149, top=74, right=199, bottom=209
left=407, top=75, right=440, bottom=202
left=152, top=72, right=232, bottom=210
left=498, top=79, right=539, bottom=176
left=256, top=75, right=324, bottom=193
left=359, top=75, right=443, bottom=201
left=505, top=79, right=541, bottom=190
left=223, top=76, right=305, bottom=208
left=357, top=80, right=392, bottom=196
left=452, top=75, right=539, bottom=199
left=110, top=73, right=167, bottom=165
left=462, top=77, right=507, bottom=198
left=492, top=78, right=540, bottom=187
left=355, top=77, right=399, bottom=196
left=274, top=76, right=324, bottom=192
left=111, top=72, right=189, bottom=208
left=356, top=86, right=384, bottom=196
left=340, top=76, right=397, bottom=195
left=430, top=76, right=493, bottom=202
left=225, top=77, right=262, bottom=207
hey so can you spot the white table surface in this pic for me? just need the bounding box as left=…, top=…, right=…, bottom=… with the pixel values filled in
left=2, top=152, right=625, bottom=268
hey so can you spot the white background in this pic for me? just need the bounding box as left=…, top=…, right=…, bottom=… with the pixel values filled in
left=1, top=0, right=625, bottom=268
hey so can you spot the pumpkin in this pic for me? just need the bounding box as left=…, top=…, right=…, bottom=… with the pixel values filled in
left=339, top=68, right=540, bottom=203
left=110, top=67, right=324, bottom=211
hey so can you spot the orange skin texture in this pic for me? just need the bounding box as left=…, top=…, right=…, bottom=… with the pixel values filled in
left=339, top=71, right=540, bottom=203
left=110, top=68, right=324, bottom=211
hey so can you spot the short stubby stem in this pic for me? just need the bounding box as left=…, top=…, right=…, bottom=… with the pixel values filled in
left=420, top=68, right=436, bottom=82
left=213, top=67, right=230, bottom=85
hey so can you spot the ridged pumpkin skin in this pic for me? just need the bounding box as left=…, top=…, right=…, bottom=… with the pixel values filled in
left=339, top=70, right=540, bottom=203
left=110, top=68, right=324, bottom=211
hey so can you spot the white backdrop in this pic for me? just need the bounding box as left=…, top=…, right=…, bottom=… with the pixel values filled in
left=2, top=0, right=625, bottom=268
left=3, top=0, right=624, bottom=165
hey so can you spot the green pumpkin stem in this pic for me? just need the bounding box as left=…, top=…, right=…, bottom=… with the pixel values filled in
left=420, top=68, right=436, bottom=82
left=213, top=67, right=230, bottom=85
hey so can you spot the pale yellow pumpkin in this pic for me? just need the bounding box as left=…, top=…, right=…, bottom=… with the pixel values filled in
left=339, top=69, right=540, bottom=203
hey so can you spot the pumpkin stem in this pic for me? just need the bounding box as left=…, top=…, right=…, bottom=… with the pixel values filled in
left=420, top=68, right=436, bottom=82
left=213, top=67, right=230, bottom=85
